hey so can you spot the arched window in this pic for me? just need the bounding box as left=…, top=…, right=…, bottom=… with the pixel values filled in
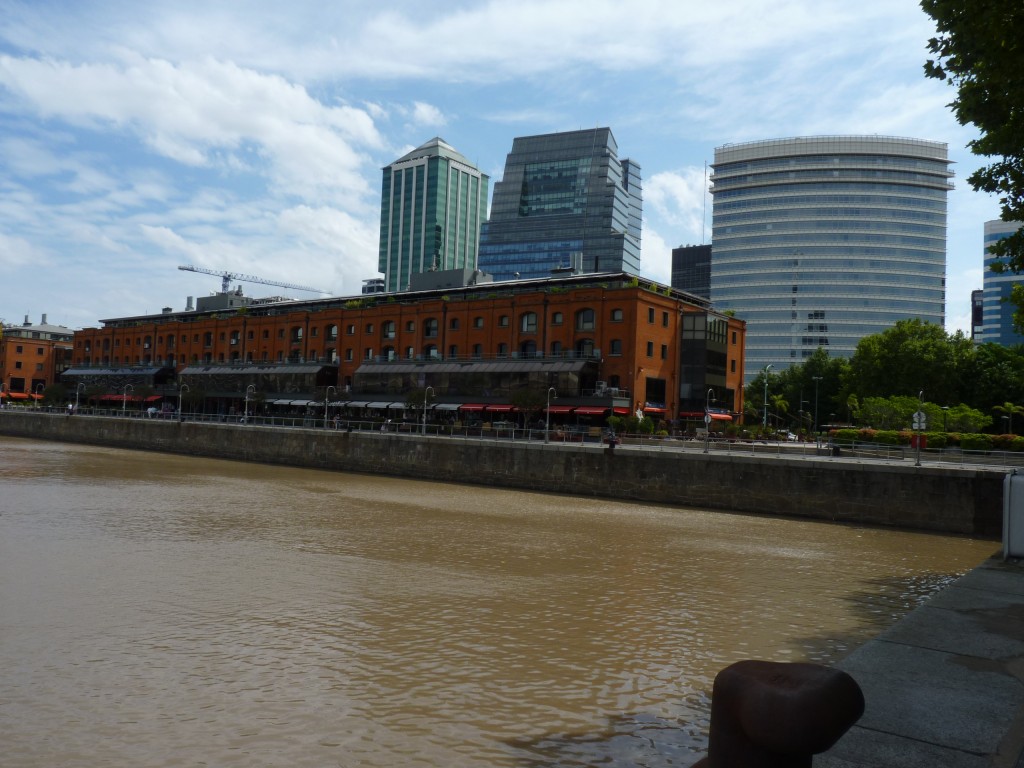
left=609, top=339, right=623, bottom=356
left=575, top=338, right=595, bottom=358
left=610, top=308, right=624, bottom=322
left=382, top=345, right=396, bottom=361
left=575, top=308, right=595, bottom=331
left=424, top=344, right=439, bottom=359
left=550, top=340, right=563, bottom=356
left=424, top=318, right=439, bottom=338
left=382, top=320, right=396, bottom=339
left=520, top=312, right=537, bottom=333
left=520, top=340, right=537, bottom=358
left=497, top=342, right=509, bottom=358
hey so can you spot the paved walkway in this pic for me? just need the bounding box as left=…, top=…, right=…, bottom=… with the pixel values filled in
left=819, top=554, right=1024, bottom=768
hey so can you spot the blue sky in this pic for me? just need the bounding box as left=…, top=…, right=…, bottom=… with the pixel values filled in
left=0, top=0, right=999, bottom=333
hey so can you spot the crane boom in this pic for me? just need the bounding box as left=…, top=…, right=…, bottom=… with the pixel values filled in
left=178, top=265, right=328, bottom=295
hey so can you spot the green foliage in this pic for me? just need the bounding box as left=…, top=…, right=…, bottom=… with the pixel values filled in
left=343, top=299, right=364, bottom=309
left=923, top=1, right=1024, bottom=327
left=509, top=386, right=547, bottom=414
left=847, top=318, right=972, bottom=403
left=961, top=433, right=994, bottom=452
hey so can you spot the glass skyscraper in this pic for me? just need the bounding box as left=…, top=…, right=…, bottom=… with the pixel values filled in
left=478, top=128, right=642, bottom=281
left=979, top=219, right=1024, bottom=346
left=378, top=137, right=489, bottom=292
left=710, top=136, right=952, bottom=382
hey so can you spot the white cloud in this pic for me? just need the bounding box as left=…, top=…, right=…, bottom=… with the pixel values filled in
left=410, top=101, right=446, bottom=127
left=644, top=167, right=710, bottom=246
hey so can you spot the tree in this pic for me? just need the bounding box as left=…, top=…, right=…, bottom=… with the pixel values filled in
left=846, top=319, right=973, bottom=404
left=993, top=401, right=1024, bottom=434
left=923, top=1, right=1024, bottom=318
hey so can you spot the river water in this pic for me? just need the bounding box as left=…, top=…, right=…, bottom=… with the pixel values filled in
left=0, top=437, right=996, bottom=767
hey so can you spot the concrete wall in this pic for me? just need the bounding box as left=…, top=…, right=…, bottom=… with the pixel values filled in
left=0, top=412, right=1005, bottom=537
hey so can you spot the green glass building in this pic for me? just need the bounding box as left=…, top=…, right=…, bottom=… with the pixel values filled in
left=378, top=138, right=489, bottom=292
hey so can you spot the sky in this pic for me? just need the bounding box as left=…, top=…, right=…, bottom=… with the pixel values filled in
left=0, top=0, right=1001, bottom=333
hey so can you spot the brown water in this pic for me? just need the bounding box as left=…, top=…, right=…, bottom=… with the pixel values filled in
left=0, top=437, right=995, bottom=767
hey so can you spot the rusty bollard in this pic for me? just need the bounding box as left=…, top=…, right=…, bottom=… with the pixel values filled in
left=693, top=660, right=864, bottom=768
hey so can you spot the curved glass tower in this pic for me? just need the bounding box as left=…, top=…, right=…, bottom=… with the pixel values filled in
left=710, top=136, right=952, bottom=382
left=980, top=219, right=1024, bottom=346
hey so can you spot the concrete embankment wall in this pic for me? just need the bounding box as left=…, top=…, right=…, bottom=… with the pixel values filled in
left=0, top=412, right=1006, bottom=537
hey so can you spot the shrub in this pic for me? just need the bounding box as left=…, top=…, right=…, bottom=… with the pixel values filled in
left=961, top=433, right=993, bottom=451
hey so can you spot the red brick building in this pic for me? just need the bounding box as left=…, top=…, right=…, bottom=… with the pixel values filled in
left=0, top=314, right=74, bottom=404
left=65, top=273, right=745, bottom=423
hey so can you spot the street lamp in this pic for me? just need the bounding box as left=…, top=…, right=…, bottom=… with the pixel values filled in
left=812, top=376, right=822, bottom=442
left=75, top=382, right=85, bottom=411
left=762, top=364, right=773, bottom=429
left=942, top=405, right=949, bottom=433
left=324, top=385, right=336, bottom=428
left=178, top=383, right=189, bottom=420
left=704, top=388, right=714, bottom=454
left=122, top=383, right=134, bottom=417
left=545, top=387, right=557, bottom=443
left=246, top=384, right=257, bottom=425
left=422, top=386, right=434, bottom=435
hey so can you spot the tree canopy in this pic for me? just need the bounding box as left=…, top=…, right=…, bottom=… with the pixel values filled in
left=923, top=1, right=1024, bottom=310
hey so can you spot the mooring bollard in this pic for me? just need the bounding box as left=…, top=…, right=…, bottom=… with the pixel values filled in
left=693, top=660, right=864, bottom=768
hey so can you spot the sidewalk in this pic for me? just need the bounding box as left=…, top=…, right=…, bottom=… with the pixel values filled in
left=819, top=555, right=1024, bottom=768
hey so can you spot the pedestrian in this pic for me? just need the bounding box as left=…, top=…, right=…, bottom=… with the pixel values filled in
left=67, top=402, right=73, bottom=417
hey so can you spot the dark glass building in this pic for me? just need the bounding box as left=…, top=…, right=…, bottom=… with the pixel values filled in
left=671, top=244, right=712, bottom=299
left=478, top=128, right=642, bottom=281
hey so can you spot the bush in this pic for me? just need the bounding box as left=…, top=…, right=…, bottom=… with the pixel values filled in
left=961, top=433, right=993, bottom=451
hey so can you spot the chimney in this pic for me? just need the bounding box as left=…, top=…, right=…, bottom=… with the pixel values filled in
left=23, top=314, right=30, bottom=326
left=186, top=296, right=194, bottom=311
left=41, top=314, right=47, bottom=325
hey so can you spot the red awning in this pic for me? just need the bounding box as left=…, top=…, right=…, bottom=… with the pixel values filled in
left=573, top=406, right=609, bottom=416
left=485, top=404, right=515, bottom=413
left=7, top=392, right=28, bottom=400
left=612, top=406, right=631, bottom=415
left=30, top=393, right=44, bottom=400
left=144, top=395, right=162, bottom=403
left=460, top=403, right=487, bottom=412
left=644, top=407, right=666, bottom=414
left=710, top=413, right=733, bottom=422
left=546, top=405, right=575, bottom=414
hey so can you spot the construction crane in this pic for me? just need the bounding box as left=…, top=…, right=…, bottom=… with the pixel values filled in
left=178, top=265, right=329, bottom=295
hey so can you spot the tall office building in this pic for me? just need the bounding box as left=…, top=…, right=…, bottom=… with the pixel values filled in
left=671, top=244, right=712, bottom=299
left=979, top=219, right=1024, bottom=345
left=478, top=128, right=642, bottom=281
left=378, top=137, right=489, bottom=293
left=710, top=136, right=952, bottom=382
left=971, top=289, right=984, bottom=341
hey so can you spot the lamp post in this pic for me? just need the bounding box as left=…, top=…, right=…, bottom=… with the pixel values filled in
left=704, top=388, right=714, bottom=454
left=323, top=385, right=335, bottom=428
left=122, top=383, right=134, bottom=417
left=545, top=387, right=557, bottom=443
left=942, top=405, right=949, bottom=433
left=178, top=383, right=189, bottom=420
left=422, top=386, right=434, bottom=435
left=246, top=384, right=257, bottom=425
left=762, top=364, right=773, bottom=429
left=75, top=382, right=85, bottom=411
left=812, top=376, right=822, bottom=443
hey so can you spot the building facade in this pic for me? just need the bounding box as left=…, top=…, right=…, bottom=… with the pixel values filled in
left=65, top=274, right=745, bottom=425
left=710, top=135, right=952, bottom=382
left=478, top=128, right=642, bottom=281
left=671, top=244, right=712, bottom=299
left=0, top=314, right=74, bottom=402
left=378, top=137, right=489, bottom=293
left=979, top=219, right=1024, bottom=346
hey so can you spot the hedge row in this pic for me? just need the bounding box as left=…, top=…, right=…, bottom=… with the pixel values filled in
left=830, top=428, right=1024, bottom=452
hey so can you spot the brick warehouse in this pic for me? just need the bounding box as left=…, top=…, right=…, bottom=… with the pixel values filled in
left=64, top=272, right=745, bottom=426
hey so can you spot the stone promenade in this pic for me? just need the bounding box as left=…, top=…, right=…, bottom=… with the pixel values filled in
left=820, top=555, right=1024, bottom=767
